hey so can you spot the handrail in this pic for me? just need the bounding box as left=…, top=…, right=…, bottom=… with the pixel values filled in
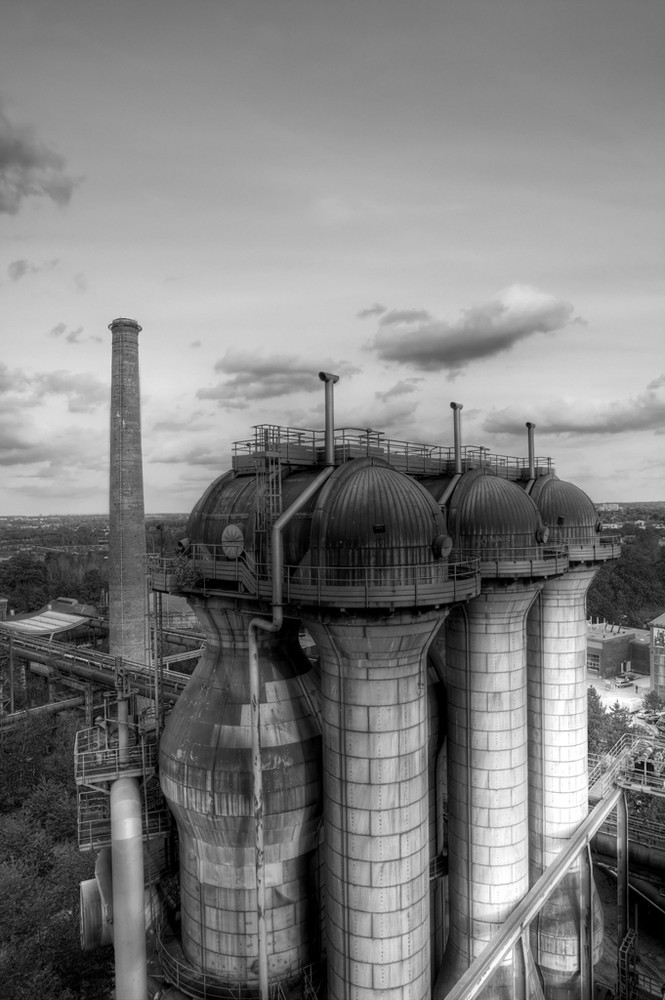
left=230, top=423, right=555, bottom=479
left=148, top=548, right=482, bottom=606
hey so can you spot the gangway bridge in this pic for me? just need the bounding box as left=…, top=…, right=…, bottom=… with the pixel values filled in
left=0, top=628, right=191, bottom=727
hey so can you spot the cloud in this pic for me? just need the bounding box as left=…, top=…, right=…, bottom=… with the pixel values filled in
left=368, top=285, right=582, bottom=375
left=357, top=303, right=387, bottom=319
left=8, top=258, right=58, bottom=282
left=0, top=362, right=107, bottom=415
left=374, top=378, right=424, bottom=404
left=197, top=350, right=360, bottom=410
left=49, top=321, right=90, bottom=344
left=483, top=375, right=665, bottom=437
left=74, top=272, right=87, bottom=292
left=0, top=103, right=79, bottom=214
left=0, top=415, right=106, bottom=477
left=152, top=412, right=212, bottom=433
left=32, top=371, right=107, bottom=413
left=149, top=445, right=224, bottom=468
left=379, top=309, right=432, bottom=327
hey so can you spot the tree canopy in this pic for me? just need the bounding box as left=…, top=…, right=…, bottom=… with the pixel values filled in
left=587, top=526, right=665, bottom=628
left=0, top=712, right=113, bottom=999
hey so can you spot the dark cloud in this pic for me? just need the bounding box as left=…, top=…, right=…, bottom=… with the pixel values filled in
left=0, top=418, right=105, bottom=474
left=8, top=258, right=58, bottom=281
left=357, top=303, right=387, bottom=319
left=369, top=285, right=581, bottom=375
left=198, top=350, right=360, bottom=411
left=33, top=371, right=107, bottom=413
left=0, top=104, right=79, bottom=214
left=484, top=375, right=665, bottom=437
left=0, top=428, right=52, bottom=466
left=66, top=326, right=84, bottom=344
left=0, top=362, right=107, bottom=415
left=50, top=322, right=67, bottom=337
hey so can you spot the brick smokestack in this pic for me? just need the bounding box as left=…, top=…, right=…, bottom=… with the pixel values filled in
left=107, top=317, right=149, bottom=1000
left=108, top=317, right=147, bottom=663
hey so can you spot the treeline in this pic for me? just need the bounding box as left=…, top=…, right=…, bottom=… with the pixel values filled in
left=0, top=552, right=107, bottom=615
left=587, top=525, right=665, bottom=628
left=0, top=711, right=113, bottom=999
left=0, top=517, right=188, bottom=615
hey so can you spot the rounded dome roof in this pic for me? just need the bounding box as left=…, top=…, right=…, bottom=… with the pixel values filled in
left=448, top=468, right=541, bottom=545
left=310, top=457, right=445, bottom=553
left=186, top=467, right=322, bottom=562
left=529, top=474, right=599, bottom=534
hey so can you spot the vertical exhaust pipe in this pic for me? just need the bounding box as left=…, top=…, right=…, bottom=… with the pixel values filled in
left=451, top=402, right=463, bottom=474
left=318, top=371, right=339, bottom=467
left=526, top=422, right=536, bottom=480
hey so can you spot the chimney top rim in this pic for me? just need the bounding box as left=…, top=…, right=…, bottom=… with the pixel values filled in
left=109, top=317, right=142, bottom=333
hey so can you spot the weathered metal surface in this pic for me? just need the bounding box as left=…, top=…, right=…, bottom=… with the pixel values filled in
left=159, top=602, right=322, bottom=989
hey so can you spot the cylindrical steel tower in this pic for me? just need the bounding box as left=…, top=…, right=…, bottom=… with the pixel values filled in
left=299, top=457, right=470, bottom=1000
left=433, top=469, right=562, bottom=1000
left=527, top=475, right=616, bottom=998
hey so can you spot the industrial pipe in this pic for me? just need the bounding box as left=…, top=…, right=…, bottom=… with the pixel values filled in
left=248, top=371, right=339, bottom=999
left=0, top=695, right=84, bottom=730
left=3, top=643, right=182, bottom=703
left=451, top=401, right=463, bottom=474
left=438, top=402, right=464, bottom=508
left=318, top=370, right=339, bottom=466
left=526, top=422, right=536, bottom=480
left=111, top=776, right=148, bottom=1000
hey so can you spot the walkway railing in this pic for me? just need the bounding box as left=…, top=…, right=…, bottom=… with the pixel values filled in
left=74, top=725, right=158, bottom=784
left=148, top=547, right=482, bottom=607
left=230, top=424, right=554, bottom=480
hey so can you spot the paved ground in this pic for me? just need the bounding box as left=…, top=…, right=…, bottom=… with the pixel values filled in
left=587, top=670, right=653, bottom=713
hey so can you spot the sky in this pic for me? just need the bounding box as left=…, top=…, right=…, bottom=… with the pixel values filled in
left=1, top=0, right=663, bottom=514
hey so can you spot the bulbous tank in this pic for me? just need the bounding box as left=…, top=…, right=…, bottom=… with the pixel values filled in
left=159, top=601, right=322, bottom=988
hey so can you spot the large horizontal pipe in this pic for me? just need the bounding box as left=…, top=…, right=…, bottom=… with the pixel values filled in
left=0, top=695, right=84, bottom=729
left=2, top=643, right=183, bottom=703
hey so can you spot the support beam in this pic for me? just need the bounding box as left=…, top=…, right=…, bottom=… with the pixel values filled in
left=444, top=786, right=623, bottom=1000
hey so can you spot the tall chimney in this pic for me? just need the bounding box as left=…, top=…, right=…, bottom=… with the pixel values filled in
left=109, top=317, right=147, bottom=662
left=108, top=317, right=148, bottom=1000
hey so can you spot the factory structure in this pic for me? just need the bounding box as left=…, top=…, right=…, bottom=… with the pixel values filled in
left=71, top=320, right=635, bottom=1000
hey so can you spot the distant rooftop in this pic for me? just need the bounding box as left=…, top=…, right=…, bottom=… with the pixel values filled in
left=0, top=597, right=96, bottom=637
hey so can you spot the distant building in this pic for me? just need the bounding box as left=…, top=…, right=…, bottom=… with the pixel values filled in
left=649, top=611, right=665, bottom=697
left=586, top=620, right=650, bottom=677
